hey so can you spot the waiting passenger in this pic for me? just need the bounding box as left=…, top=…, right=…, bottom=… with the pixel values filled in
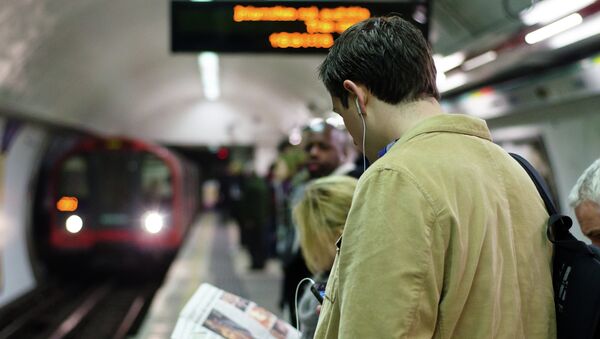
left=292, top=175, right=357, bottom=339
left=569, top=158, right=600, bottom=247
left=239, top=167, right=270, bottom=270
left=278, top=122, right=357, bottom=327
left=303, top=122, right=357, bottom=179
left=314, top=16, right=556, bottom=338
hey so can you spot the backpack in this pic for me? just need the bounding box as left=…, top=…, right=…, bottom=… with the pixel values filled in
left=511, top=153, right=600, bottom=339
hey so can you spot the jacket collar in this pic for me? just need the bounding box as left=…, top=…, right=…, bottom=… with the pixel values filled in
left=394, top=114, right=492, bottom=148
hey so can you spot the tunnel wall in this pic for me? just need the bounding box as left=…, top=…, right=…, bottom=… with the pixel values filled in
left=0, top=119, right=47, bottom=307
left=542, top=109, right=600, bottom=242
left=490, top=97, right=600, bottom=243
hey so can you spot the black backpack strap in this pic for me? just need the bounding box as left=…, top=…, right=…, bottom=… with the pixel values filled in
left=510, top=153, right=573, bottom=242
left=510, top=153, right=558, bottom=215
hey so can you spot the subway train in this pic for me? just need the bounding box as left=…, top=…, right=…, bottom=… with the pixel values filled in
left=47, top=137, right=199, bottom=257
left=3, top=0, right=600, bottom=329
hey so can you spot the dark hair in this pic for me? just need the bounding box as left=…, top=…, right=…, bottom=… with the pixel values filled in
left=319, top=16, right=439, bottom=108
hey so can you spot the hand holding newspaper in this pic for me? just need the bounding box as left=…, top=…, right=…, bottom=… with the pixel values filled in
left=172, top=283, right=300, bottom=339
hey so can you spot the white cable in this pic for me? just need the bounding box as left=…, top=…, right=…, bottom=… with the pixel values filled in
left=360, top=114, right=366, bottom=173
left=295, top=277, right=316, bottom=333
left=355, top=96, right=367, bottom=173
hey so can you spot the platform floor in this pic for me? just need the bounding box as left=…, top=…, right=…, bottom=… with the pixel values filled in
left=136, top=213, right=283, bottom=339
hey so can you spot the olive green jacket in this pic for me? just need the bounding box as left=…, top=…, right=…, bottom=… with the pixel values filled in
left=314, top=114, right=556, bottom=339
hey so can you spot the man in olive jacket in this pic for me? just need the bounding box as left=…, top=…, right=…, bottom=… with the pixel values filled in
left=314, top=16, right=556, bottom=338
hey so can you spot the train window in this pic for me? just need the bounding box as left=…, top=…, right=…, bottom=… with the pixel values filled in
left=88, top=151, right=142, bottom=215
left=59, top=156, right=90, bottom=197
left=141, top=154, right=173, bottom=206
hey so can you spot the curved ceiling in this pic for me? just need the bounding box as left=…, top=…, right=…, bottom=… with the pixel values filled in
left=0, top=0, right=534, bottom=146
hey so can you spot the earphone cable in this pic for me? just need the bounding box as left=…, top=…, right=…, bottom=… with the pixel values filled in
left=295, top=277, right=316, bottom=333
left=361, top=114, right=366, bottom=173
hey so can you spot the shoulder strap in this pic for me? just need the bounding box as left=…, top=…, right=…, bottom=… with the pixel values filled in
left=509, top=153, right=573, bottom=242
left=510, top=153, right=558, bottom=215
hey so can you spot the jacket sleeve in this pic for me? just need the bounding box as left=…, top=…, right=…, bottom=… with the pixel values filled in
left=337, top=167, right=445, bottom=338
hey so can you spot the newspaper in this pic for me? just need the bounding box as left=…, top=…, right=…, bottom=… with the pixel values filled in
left=172, top=283, right=300, bottom=339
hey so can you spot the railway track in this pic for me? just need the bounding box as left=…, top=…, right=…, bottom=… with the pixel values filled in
left=0, top=274, right=162, bottom=339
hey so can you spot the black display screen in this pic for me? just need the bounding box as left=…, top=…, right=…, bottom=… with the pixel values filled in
left=171, top=0, right=429, bottom=53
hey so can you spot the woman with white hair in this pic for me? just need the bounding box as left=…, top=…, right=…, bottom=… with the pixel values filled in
left=569, top=158, right=600, bottom=247
left=292, top=175, right=357, bottom=339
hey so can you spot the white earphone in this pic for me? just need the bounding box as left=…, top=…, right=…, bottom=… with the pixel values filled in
left=355, top=96, right=363, bottom=116
left=355, top=96, right=367, bottom=172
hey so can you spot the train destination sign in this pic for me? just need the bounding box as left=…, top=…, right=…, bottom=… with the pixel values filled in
left=171, top=1, right=429, bottom=53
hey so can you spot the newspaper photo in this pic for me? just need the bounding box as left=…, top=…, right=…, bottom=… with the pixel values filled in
left=172, top=283, right=300, bottom=339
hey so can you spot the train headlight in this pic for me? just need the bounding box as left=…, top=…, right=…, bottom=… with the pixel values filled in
left=66, top=215, right=83, bottom=233
left=143, top=212, right=164, bottom=234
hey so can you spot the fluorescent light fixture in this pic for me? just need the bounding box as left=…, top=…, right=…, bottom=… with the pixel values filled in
left=462, top=51, right=498, bottom=71
left=436, top=71, right=448, bottom=93
left=525, top=13, right=583, bottom=45
left=437, top=72, right=468, bottom=93
left=433, top=52, right=466, bottom=73
left=549, top=14, right=600, bottom=48
left=198, top=52, right=220, bottom=101
left=520, top=0, right=594, bottom=26
left=436, top=70, right=447, bottom=86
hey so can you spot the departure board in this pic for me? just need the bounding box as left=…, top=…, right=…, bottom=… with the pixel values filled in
left=170, top=1, right=429, bottom=53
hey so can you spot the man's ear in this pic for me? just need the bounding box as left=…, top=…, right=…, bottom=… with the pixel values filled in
left=343, top=80, right=368, bottom=115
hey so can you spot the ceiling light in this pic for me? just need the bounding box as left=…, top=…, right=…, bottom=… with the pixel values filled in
left=436, top=70, right=446, bottom=82
left=525, top=13, right=583, bottom=45
left=436, top=70, right=447, bottom=91
left=437, top=72, right=468, bottom=93
left=462, top=51, right=498, bottom=71
left=520, top=0, right=594, bottom=26
left=433, top=52, right=466, bottom=73
left=549, top=14, right=600, bottom=48
left=198, top=52, right=220, bottom=101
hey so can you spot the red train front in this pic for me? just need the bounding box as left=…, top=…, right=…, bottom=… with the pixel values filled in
left=48, top=137, right=198, bottom=256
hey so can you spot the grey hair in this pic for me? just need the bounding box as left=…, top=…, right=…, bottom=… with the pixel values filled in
left=569, top=159, right=600, bottom=208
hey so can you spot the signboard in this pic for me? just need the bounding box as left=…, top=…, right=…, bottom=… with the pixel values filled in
left=171, top=1, right=429, bottom=53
